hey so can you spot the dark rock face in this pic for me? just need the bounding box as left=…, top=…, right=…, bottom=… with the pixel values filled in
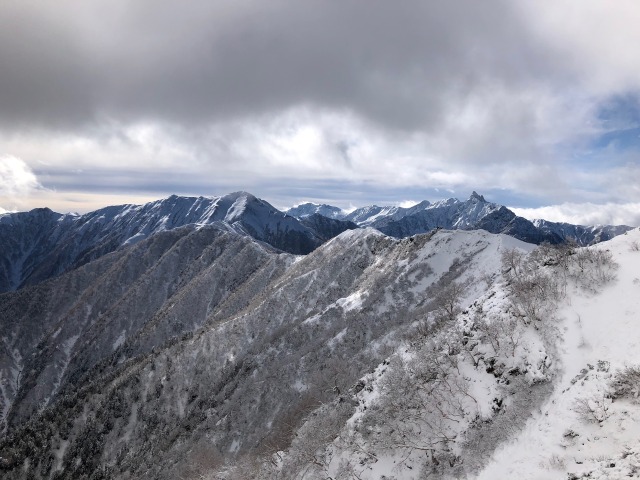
left=299, top=213, right=358, bottom=241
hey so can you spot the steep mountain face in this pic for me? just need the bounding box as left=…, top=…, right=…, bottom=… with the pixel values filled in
left=0, top=192, right=347, bottom=294
left=0, top=208, right=75, bottom=293
left=299, top=213, right=358, bottom=241
left=0, top=226, right=533, bottom=479
left=0, top=225, right=290, bottom=432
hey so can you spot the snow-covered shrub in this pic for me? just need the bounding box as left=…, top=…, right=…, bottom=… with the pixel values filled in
left=572, top=394, right=610, bottom=424
left=431, top=277, right=473, bottom=325
left=474, top=314, right=522, bottom=358
left=609, top=366, right=640, bottom=400
left=568, top=248, right=618, bottom=290
left=507, top=268, right=561, bottom=324
left=356, top=334, right=477, bottom=470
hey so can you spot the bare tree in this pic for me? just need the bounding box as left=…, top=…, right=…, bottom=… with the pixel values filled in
left=357, top=335, right=478, bottom=471
left=431, top=277, right=473, bottom=325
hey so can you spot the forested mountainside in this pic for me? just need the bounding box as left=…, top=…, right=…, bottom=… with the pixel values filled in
left=1, top=220, right=639, bottom=479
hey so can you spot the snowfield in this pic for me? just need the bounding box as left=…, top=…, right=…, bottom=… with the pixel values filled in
left=478, top=229, right=640, bottom=480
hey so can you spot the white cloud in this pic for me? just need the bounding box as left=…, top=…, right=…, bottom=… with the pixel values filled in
left=398, top=200, right=419, bottom=208
left=0, top=155, right=40, bottom=196
left=512, top=203, right=640, bottom=227
left=0, top=155, right=42, bottom=211
left=518, top=0, right=640, bottom=94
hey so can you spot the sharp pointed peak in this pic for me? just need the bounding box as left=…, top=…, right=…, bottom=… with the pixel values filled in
left=469, top=191, right=486, bottom=202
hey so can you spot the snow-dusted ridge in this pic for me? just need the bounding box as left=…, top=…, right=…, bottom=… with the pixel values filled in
left=0, top=191, right=631, bottom=294
left=257, top=228, right=640, bottom=480
left=477, top=228, right=640, bottom=479
left=0, top=226, right=531, bottom=477
left=0, top=191, right=356, bottom=293
left=1, top=222, right=640, bottom=478
left=288, top=191, right=633, bottom=246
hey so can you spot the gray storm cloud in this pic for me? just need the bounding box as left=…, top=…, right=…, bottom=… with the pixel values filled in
left=0, top=1, right=565, bottom=131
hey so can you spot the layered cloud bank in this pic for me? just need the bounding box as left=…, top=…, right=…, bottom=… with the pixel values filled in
left=513, top=203, right=640, bottom=228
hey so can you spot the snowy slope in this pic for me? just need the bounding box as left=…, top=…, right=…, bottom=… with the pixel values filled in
left=0, top=228, right=536, bottom=479
left=477, top=228, right=640, bottom=480
left=1, top=202, right=638, bottom=479
left=239, top=229, right=640, bottom=480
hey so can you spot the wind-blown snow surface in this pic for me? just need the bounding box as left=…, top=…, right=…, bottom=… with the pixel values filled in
left=477, top=229, right=640, bottom=480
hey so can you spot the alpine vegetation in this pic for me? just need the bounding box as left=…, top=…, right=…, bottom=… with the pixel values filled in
left=0, top=193, right=638, bottom=479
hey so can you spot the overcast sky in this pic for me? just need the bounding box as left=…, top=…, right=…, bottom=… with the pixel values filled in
left=1, top=1, right=640, bottom=225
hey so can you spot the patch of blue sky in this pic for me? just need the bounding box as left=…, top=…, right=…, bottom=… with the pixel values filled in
left=591, top=93, right=640, bottom=152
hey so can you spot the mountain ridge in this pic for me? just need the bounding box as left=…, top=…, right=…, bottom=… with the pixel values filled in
left=287, top=192, right=632, bottom=245
left=0, top=192, right=355, bottom=293
left=0, top=225, right=536, bottom=478
left=2, top=195, right=640, bottom=478
left=0, top=191, right=632, bottom=294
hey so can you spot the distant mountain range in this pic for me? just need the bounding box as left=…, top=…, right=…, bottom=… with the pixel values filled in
left=0, top=191, right=631, bottom=293
left=287, top=191, right=631, bottom=246
left=0, top=192, right=355, bottom=292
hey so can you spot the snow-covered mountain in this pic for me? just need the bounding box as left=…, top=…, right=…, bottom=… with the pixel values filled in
left=1, top=211, right=639, bottom=478
left=288, top=192, right=633, bottom=246
left=286, top=202, right=345, bottom=219
left=0, top=224, right=530, bottom=478
left=1, top=191, right=631, bottom=294
left=533, top=218, right=630, bottom=245
left=343, top=199, right=432, bottom=226
left=0, top=192, right=355, bottom=293
left=287, top=199, right=432, bottom=225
